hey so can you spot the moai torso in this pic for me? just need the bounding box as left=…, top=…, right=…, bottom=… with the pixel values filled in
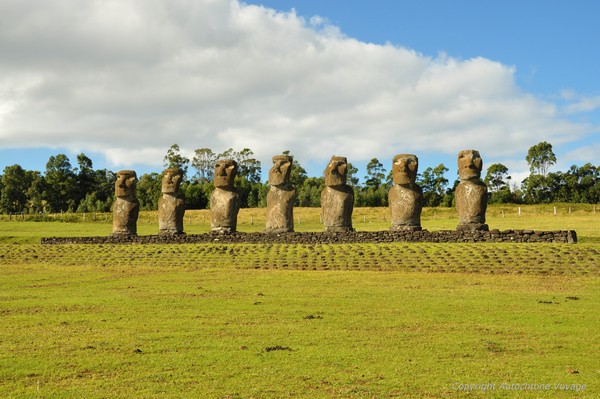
left=321, top=156, right=354, bottom=232
left=266, top=155, right=295, bottom=233
left=112, top=170, right=139, bottom=236
left=158, top=168, right=185, bottom=235
left=455, top=150, right=489, bottom=231
left=210, top=188, right=240, bottom=232
left=388, top=154, right=423, bottom=231
left=210, top=160, right=240, bottom=233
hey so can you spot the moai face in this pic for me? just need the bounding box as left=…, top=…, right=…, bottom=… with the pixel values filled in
left=162, top=168, right=183, bottom=194
left=269, top=155, right=293, bottom=186
left=458, top=150, right=483, bottom=181
left=324, top=156, right=348, bottom=186
left=392, top=154, right=418, bottom=186
left=115, top=170, right=137, bottom=198
left=214, top=159, right=238, bottom=188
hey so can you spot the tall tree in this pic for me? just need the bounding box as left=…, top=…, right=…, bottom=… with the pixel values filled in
left=526, top=141, right=556, bottom=177
left=418, top=163, right=449, bottom=207
left=44, top=154, right=77, bottom=212
left=26, top=171, right=46, bottom=213
left=236, top=148, right=262, bottom=184
left=191, top=148, right=217, bottom=182
left=163, top=144, right=190, bottom=178
left=76, top=153, right=95, bottom=203
left=0, top=164, right=31, bottom=213
left=364, top=158, right=386, bottom=189
left=296, top=177, right=324, bottom=207
left=484, top=163, right=510, bottom=192
left=137, top=173, right=162, bottom=210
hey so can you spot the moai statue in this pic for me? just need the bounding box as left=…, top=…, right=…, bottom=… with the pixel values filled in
left=210, top=159, right=240, bottom=233
left=321, top=156, right=354, bottom=232
left=112, top=170, right=139, bottom=236
left=455, top=150, right=489, bottom=231
left=158, top=168, right=185, bottom=235
left=388, top=154, right=423, bottom=231
left=265, top=155, right=295, bottom=233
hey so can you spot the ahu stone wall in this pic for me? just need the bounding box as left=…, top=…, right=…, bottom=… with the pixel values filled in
left=41, top=229, right=577, bottom=245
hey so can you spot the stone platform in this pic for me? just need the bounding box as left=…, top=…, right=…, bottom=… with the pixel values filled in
left=41, top=229, right=577, bottom=245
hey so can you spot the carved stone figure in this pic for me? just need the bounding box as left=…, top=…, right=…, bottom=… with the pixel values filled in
left=112, top=170, right=139, bottom=236
left=321, top=156, right=354, bottom=232
left=158, top=168, right=185, bottom=235
left=265, top=155, right=295, bottom=233
left=455, top=150, right=489, bottom=231
left=210, top=159, right=240, bottom=233
left=388, top=154, right=423, bottom=231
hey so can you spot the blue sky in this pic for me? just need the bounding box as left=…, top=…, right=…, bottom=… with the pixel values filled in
left=1, top=0, right=599, bottom=185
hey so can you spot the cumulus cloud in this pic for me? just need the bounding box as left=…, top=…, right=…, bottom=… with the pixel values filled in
left=0, top=0, right=595, bottom=171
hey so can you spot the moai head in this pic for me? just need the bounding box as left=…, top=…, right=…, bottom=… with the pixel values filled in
left=161, top=168, right=183, bottom=194
left=458, top=150, right=483, bottom=181
left=115, top=170, right=137, bottom=198
left=269, top=155, right=293, bottom=186
left=392, top=154, right=418, bottom=186
left=324, top=156, right=348, bottom=186
left=214, top=159, right=238, bottom=188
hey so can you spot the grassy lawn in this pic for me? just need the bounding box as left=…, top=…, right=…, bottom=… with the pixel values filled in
left=0, top=205, right=599, bottom=398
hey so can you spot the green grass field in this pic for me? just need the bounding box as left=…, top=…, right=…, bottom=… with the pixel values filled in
left=1, top=205, right=599, bottom=398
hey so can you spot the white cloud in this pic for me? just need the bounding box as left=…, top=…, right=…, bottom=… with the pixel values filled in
left=564, top=95, right=600, bottom=114
left=0, top=0, right=595, bottom=171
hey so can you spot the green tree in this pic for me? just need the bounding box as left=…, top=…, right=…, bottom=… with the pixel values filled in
left=44, top=154, right=77, bottom=212
left=484, top=163, right=510, bottom=192
left=526, top=141, right=556, bottom=177
left=364, top=158, right=386, bottom=189
left=418, top=163, right=449, bottom=207
left=296, top=177, right=324, bottom=207
left=137, top=173, right=162, bottom=210
left=191, top=148, right=217, bottom=182
left=26, top=171, right=46, bottom=213
left=0, top=164, right=32, bottom=213
left=163, top=144, right=190, bottom=178
left=76, top=153, right=95, bottom=202
left=521, top=174, right=552, bottom=204
left=182, top=181, right=209, bottom=209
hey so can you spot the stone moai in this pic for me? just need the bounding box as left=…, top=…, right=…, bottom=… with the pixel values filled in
left=158, top=168, right=185, bottom=235
left=321, top=156, right=354, bottom=232
left=455, top=150, right=489, bottom=231
left=112, top=170, right=139, bottom=236
left=210, top=159, right=240, bottom=233
left=388, top=154, right=423, bottom=231
left=265, top=155, right=296, bottom=233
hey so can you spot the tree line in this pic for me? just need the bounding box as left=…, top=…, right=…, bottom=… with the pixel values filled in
left=1, top=142, right=599, bottom=214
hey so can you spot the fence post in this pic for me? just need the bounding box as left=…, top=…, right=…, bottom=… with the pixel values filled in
left=554, top=206, right=557, bottom=216
left=518, top=207, right=521, bottom=217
